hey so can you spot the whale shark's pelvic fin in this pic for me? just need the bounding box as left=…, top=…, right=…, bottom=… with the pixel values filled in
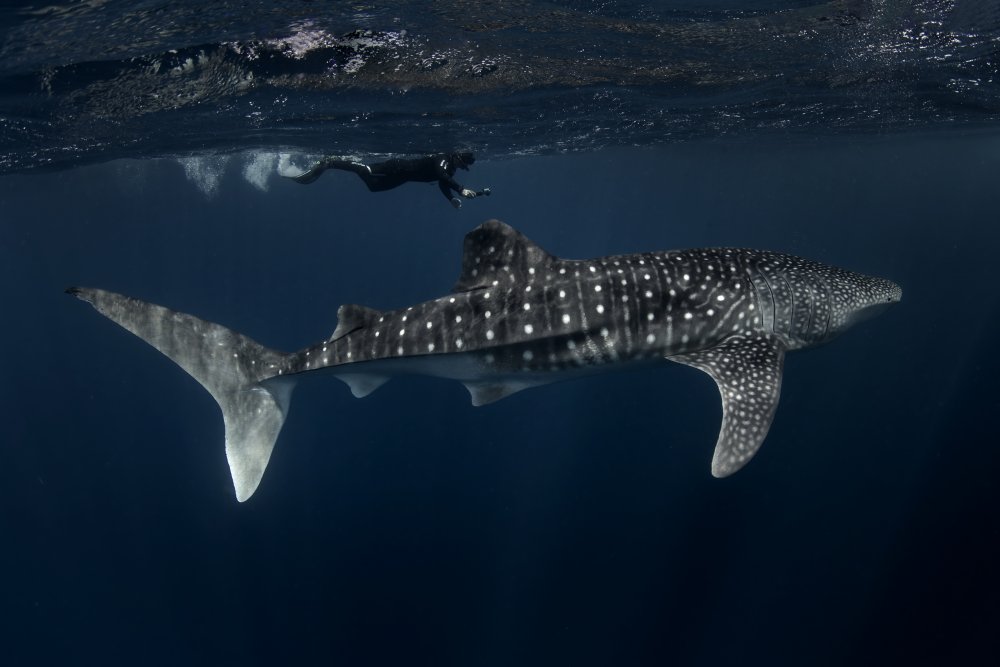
left=66, top=287, right=292, bottom=501
left=669, top=332, right=786, bottom=477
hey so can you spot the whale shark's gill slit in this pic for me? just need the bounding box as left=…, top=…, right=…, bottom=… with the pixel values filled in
left=744, top=272, right=765, bottom=331
left=803, top=278, right=816, bottom=339
left=781, top=272, right=796, bottom=337
left=820, top=278, right=834, bottom=341
left=756, top=267, right=777, bottom=334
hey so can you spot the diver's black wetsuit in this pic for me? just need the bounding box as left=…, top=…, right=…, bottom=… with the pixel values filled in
left=290, top=152, right=488, bottom=207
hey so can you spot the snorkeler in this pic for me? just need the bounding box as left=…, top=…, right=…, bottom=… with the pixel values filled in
left=288, top=152, right=490, bottom=208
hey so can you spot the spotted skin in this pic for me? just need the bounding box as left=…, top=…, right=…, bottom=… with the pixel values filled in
left=68, top=220, right=901, bottom=501
left=671, top=333, right=786, bottom=476
left=284, top=223, right=898, bottom=373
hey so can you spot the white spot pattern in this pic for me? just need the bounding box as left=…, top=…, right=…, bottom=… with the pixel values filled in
left=271, top=222, right=898, bottom=486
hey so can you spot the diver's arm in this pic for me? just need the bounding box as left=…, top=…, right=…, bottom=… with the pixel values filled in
left=438, top=180, right=457, bottom=202
left=435, top=158, right=469, bottom=194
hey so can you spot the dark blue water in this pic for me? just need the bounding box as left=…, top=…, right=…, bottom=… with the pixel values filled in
left=2, top=2, right=1000, bottom=665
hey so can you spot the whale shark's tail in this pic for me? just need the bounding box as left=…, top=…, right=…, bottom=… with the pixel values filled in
left=67, top=287, right=294, bottom=501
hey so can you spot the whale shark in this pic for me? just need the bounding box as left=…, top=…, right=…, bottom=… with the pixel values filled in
left=68, top=220, right=901, bottom=501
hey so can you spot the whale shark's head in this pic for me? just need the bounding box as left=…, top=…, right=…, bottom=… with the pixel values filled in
left=826, top=271, right=902, bottom=338
left=768, top=254, right=901, bottom=349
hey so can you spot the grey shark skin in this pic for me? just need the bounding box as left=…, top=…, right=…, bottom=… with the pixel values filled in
left=68, top=220, right=901, bottom=501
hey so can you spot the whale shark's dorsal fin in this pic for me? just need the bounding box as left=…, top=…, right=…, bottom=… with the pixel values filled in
left=669, top=333, right=787, bottom=477
left=331, top=303, right=383, bottom=341
left=453, top=219, right=556, bottom=292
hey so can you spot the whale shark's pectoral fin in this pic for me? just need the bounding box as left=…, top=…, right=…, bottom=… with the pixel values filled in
left=669, top=333, right=787, bottom=478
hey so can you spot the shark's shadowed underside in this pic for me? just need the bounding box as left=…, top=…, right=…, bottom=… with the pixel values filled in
left=68, top=220, right=901, bottom=501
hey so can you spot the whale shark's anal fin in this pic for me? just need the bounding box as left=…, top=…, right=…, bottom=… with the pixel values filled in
left=464, top=378, right=553, bottom=406
left=67, top=287, right=292, bottom=502
left=669, top=333, right=786, bottom=477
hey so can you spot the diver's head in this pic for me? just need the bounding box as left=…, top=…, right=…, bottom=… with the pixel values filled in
left=452, top=152, right=475, bottom=170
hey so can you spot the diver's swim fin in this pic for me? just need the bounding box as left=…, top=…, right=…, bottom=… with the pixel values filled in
left=288, top=165, right=326, bottom=184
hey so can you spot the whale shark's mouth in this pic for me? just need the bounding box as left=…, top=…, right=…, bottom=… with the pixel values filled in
left=883, top=281, right=903, bottom=304
left=848, top=297, right=899, bottom=328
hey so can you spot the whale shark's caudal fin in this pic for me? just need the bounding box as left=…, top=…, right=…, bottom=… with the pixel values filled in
left=66, top=287, right=293, bottom=501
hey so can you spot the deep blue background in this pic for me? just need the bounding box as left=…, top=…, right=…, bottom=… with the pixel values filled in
left=2, top=136, right=999, bottom=665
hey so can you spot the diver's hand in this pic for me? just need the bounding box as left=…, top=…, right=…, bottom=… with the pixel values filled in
left=461, top=188, right=477, bottom=198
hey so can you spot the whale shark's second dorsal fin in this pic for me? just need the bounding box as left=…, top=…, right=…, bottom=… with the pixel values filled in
left=453, top=219, right=556, bottom=292
left=330, top=303, right=383, bottom=341
left=669, top=332, right=787, bottom=477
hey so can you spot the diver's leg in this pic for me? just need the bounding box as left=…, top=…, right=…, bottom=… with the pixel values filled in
left=327, top=160, right=372, bottom=175
left=324, top=160, right=409, bottom=191
left=359, top=173, right=406, bottom=192
left=287, top=158, right=371, bottom=185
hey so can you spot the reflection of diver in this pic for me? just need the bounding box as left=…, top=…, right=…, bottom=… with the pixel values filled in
left=288, top=152, right=490, bottom=208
